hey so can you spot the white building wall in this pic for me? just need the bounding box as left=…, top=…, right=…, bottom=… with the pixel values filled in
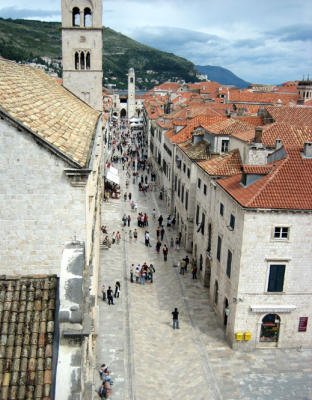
left=0, top=119, right=86, bottom=275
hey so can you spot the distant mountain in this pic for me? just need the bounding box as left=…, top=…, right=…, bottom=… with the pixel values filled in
left=195, top=65, right=250, bottom=89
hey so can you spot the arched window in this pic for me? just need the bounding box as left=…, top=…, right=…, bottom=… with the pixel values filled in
left=130, top=77, right=134, bottom=83
left=80, top=52, right=85, bottom=70
left=214, top=281, right=218, bottom=305
left=84, top=8, right=92, bottom=27
left=86, top=52, right=91, bottom=69
left=260, top=314, right=280, bottom=342
left=73, top=7, right=80, bottom=27
left=75, top=52, right=79, bottom=70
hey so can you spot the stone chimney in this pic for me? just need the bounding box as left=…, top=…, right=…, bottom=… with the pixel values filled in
left=254, top=126, right=263, bottom=143
left=303, top=142, right=312, bottom=157
left=186, top=109, right=191, bottom=120
left=275, top=139, right=282, bottom=149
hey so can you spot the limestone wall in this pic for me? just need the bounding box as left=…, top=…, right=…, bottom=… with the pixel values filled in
left=0, top=119, right=86, bottom=276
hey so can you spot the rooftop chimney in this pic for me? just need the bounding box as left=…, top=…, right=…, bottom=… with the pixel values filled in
left=186, top=109, right=191, bottom=120
left=275, top=139, right=282, bottom=149
left=303, top=142, right=312, bottom=157
left=254, top=126, right=263, bottom=143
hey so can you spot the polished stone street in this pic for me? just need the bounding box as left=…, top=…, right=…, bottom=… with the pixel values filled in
left=95, top=164, right=312, bottom=400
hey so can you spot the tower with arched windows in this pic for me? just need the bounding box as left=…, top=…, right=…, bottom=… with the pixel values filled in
left=61, top=0, right=103, bottom=111
left=127, top=68, right=136, bottom=119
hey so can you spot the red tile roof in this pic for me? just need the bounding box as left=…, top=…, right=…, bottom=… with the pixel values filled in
left=204, top=119, right=253, bottom=135
left=198, top=149, right=242, bottom=176
left=266, top=106, right=312, bottom=126
left=260, top=123, right=312, bottom=147
left=217, top=146, right=312, bottom=210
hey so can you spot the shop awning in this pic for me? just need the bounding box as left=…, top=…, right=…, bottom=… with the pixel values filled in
left=250, top=305, right=296, bottom=313
left=105, top=166, right=119, bottom=185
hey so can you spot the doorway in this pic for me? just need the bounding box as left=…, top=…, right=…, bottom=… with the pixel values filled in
left=260, top=314, right=280, bottom=343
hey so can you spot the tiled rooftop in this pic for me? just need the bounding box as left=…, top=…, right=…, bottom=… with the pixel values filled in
left=0, top=276, right=58, bottom=400
left=204, top=119, right=252, bottom=136
left=217, top=146, right=312, bottom=210
left=197, top=149, right=242, bottom=176
left=179, top=139, right=211, bottom=161
left=0, top=58, right=101, bottom=168
left=266, top=106, right=312, bottom=126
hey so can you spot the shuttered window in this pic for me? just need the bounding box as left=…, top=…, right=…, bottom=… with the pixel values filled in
left=268, top=265, right=285, bottom=292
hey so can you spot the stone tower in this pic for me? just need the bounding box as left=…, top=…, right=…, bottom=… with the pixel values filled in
left=297, top=78, right=312, bottom=103
left=61, top=0, right=103, bottom=111
left=127, top=68, right=136, bottom=119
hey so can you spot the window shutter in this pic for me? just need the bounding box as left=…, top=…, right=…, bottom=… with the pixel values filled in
left=268, top=265, right=285, bottom=292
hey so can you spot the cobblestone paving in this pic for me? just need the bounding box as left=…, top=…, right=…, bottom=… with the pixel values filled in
left=95, top=164, right=312, bottom=400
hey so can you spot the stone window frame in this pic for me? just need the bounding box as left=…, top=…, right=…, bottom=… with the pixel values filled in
left=272, top=225, right=290, bottom=241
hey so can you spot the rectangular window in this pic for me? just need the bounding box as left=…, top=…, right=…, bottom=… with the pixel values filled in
left=226, top=250, right=232, bottom=278
left=181, top=185, right=184, bottom=203
left=203, top=184, right=207, bottom=195
left=229, top=214, right=235, bottom=230
left=174, top=175, right=177, bottom=192
left=187, top=168, right=190, bottom=178
left=198, top=178, right=201, bottom=189
left=274, top=227, right=289, bottom=239
left=217, top=236, right=222, bottom=261
left=221, top=139, right=229, bottom=152
left=201, top=213, right=205, bottom=235
left=267, top=264, right=285, bottom=292
left=196, top=205, right=199, bottom=225
left=207, top=223, right=212, bottom=252
left=220, top=203, right=224, bottom=216
left=183, top=163, right=186, bottom=173
left=185, top=191, right=188, bottom=210
left=178, top=180, right=181, bottom=197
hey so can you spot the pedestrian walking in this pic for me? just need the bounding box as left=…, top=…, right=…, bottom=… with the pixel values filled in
left=122, top=214, right=127, bottom=226
left=180, top=259, right=185, bottom=275
left=127, top=215, right=131, bottom=227
left=192, top=263, right=198, bottom=279
left=175, top=237, right=180, bottom=250
left=128, top=192, right=132, bottom=201
left=101, top=284, right=106, bottom=301
left=156, top=226, right=160, bottom=238
left=107, top=286, right=114, bottom=305
left=156, top=239, right=161, bottom=253
left=130, top=264, right=134, bottom=283
left=116, top=231, right=121, bottom=244
left=172, top=307, right=179, bottom=329
left=149, top=264, right=155, bottom=283
left=134, top=229, right=138, bottom=241
left=145, top=231, right=151, bottom=247
left=160, top=226, right=165, bottom=241
left=184, top=255, right=190, bottom=272
left=158, top=215, right=163, bottom=226
left=114, top=281, right=120, bottom=298
left=170, top=237, right=174, bottom=248
left=163, top=244, right=168, bottom=261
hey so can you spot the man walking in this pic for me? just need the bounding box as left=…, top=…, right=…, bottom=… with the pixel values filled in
left=107, top=286, right=114, bottom=305
left=172, top=307, right=179, bottom=329
left=101, top=284, right=106, bottom=301
left=160, top=226, right=165, bottom=241
left=158, top=215, right=163, bottom=227
left=163, top=244, right=168, bottom=261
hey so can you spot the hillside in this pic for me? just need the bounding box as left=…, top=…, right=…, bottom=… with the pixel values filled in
left=0, top=17, right=250, bottom=90
left=0, top=18, right=197, bottom=89
left=196, top=65, right=250, bottom=88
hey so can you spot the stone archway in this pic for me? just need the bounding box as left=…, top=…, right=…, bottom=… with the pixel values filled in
left=260, top=314, right=281, bottom=344
left=120, top=108, right=126, bottom=118
left=204, top=256, right=211, bottom=288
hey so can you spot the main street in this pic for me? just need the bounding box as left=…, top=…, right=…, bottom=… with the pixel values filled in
left=95, top=156, right=312, bottom=400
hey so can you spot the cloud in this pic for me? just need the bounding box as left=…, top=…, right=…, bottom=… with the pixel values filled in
left=0, top=6, right=60, bottom=19
left=268, top=24, right=312, bottom=42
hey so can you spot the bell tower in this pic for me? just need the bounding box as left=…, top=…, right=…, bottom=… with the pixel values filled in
left=127, top=68, right=136, bottom=119
left=61, top=0, right=103, bottom=111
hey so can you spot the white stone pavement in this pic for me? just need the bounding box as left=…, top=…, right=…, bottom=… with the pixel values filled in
left=95, top=162, right=312, bottom=400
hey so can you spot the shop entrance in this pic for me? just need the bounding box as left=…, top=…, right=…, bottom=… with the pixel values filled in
left=120, top=108, right=126, bottom=118
left=260, top=314, right=280, bottom=343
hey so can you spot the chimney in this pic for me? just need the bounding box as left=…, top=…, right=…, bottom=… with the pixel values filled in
left=304, top=142, right=312, bottom=157
left=254, top=126, right=263, bottom=143
left=186, top=109, right=191, bottom=120
left=275, top=139, right=282, bottom=149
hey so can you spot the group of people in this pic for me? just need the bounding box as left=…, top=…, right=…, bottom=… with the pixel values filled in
left=98, top=364, right=114, bottom=398
left=101, top=282, right=121, bottom=305
left=130, top=262, right=156, bottom=284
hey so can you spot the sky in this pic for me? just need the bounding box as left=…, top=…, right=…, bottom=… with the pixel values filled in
left=0, top=0, right=311, bottom=84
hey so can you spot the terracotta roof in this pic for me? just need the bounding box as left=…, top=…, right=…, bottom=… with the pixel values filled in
left=242, top=165, right=272, bottom=174
left=260, top=123, right=312, bottom=147
left=168, top=114, right=227, bottom=144
left=0, top=58, right=101, bottom=168
left=179, top=139, right=211, bottom=161
left=234, top=116, right=265, bottom=127
left=153, top=82, right=181, bottom=92
left=0, top=276, right=57, bottom=400
left=197, top=149, right=242, bottom=176
left=266, top=106, right=312, bottom=126
left=231, top=128, right=255, bottom=143
left=217, top=146, right=312, bottom=210
left=204, top=119, right=253, bottom=135
left=229, top=89, right=299, bottom=105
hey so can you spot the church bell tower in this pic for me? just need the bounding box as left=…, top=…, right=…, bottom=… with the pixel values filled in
left=127, top=68, right=136, bottom=119
left=61, top=0, right=103, bottom=111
